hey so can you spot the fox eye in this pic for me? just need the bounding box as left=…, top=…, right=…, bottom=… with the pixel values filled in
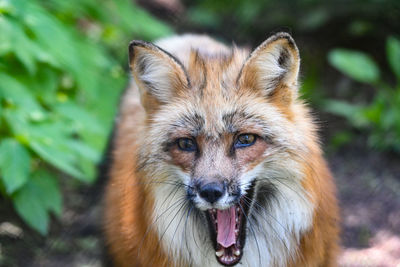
left=235, top=134, right=256, bottom=148
left=177, top=138, right=197, bottom=152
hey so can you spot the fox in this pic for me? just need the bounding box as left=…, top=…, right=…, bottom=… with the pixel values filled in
left=102, top=32, right=339, bottom=267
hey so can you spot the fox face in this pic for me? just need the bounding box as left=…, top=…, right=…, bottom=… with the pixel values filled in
left=105, top=33, right=338, bottom=267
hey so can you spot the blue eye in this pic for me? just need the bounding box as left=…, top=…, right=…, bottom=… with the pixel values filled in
left=177, top=138, right=197, bottom=152
left=234, top=134, right=256, bottom=148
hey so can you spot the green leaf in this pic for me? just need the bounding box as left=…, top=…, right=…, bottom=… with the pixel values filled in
left=65, top=139, right=100, bottom=182
left=0, top=16, right=15, bottom=55
left=0, top=17, right=56, bottom=74
left=12, top=170, right=62, bottom=235
left=386, top=36, right=400, bottom=80
left=25, top=4, right=93, bottom=90
left=13, top=180, right=49, bottom=235
left=3, top=109, right=32, bottom=143
left=322, top=99, right=368, bottom=128
left=53, top=102, right=104, bottom=135
left=3, top=109, right=94, bottom=182
left=76, top=157, right=96, bottom=183
left=328, top=49, right=380, bottom=84
left=0, top=138, right=30, bottom=194
left=112, top=0, right=173, bottom=40
left=31, top=170, right=62, bottom=216
left=28, top=132, right=86, bottom=181
left=65, top=140, right=100, bottom=162
left=0, top=73, right=45, bottom=117
left=0, top=0, right=176, bottom=235
left=0, top=0, right=15, bottom=15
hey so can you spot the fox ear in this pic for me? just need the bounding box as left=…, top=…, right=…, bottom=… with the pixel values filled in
left=129, top=41, right=190, bottom=105
left=238, top=32, right=300, bottom=102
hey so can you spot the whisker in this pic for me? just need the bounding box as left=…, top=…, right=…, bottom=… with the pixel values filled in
left=137, top=195, right=186, bottom=259
left=191, top=209, right=206, bottom=254
left=243, top=196, right=290, bottom=234
left=151, top=197, right=188, bottom=266
left=242, top=176, right=307, bottom=203
left=167, top=201, right=190, bottom=263
left=238, top=202, right=262, bottom=267
left=242, top=196, right=291, bottom=255
left=183, top=204, right=194, bottom=258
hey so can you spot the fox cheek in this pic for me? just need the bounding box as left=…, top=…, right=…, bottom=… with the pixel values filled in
left=236, top=139, right=268, bottom=171
left=169, top=146, right=196, bottom=172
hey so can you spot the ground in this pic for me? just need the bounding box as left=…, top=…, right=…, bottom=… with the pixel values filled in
left=333, top=146, right=400, bottom=266
left=1, top=136, right=400, bottom=266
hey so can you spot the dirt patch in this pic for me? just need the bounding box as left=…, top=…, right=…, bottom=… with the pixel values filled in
left=329, top=145, right=400, bottom=266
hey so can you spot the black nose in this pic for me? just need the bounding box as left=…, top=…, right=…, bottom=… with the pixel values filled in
left=198, top=182, right=225, bottom=204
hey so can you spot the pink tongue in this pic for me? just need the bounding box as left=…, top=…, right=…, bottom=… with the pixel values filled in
left=217, top=206, right=237, bottom=248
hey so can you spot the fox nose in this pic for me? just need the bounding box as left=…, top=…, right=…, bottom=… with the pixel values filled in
left=198, top=182, right=225, bottom=204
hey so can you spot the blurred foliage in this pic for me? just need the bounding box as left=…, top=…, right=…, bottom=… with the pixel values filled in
left=328, top=49, right=380, bottom=84
left=184, top=0, right=399, bottom=43
left=0, top=0, right=171, bottom=234
left=326, top=36, right=400, bottom=152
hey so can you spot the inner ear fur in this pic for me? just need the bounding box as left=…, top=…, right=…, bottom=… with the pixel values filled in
left=129, top=41, right=190, bottom=105
left=238, top=32, right=300, bottom=102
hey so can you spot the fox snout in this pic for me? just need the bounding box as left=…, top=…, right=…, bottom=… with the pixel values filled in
left=188, top=179, right=241, bottom=210
left=198, top=182, right=225, bottom=204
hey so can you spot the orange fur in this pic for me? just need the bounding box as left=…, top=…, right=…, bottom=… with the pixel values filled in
left=103, top=33, right=339, bottom=267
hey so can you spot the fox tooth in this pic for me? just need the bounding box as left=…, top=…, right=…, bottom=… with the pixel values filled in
left=215, top=249, right=224, bottom=257
left=234, top=249, right=241, bottom=256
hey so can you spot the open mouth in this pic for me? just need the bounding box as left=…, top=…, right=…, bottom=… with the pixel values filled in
left=205, top=182, right=255, bottom=266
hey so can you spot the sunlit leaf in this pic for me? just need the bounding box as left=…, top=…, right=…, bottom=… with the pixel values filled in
left=0, top=17, right=15, bottom=55
left=27, top=124, right=86, bottom=181
left=3, top=109, right=31, bottom=142
left=22, top=68, right=59, bottom=105
left=0, top=73, right=45, bottom=116
left=53, top=101, right=104, bottom=135
left=0, top=16, right=58, bottom=73
left=65, top=140, right=100, bottom=162
left=29, top=139, right=85, bottom=180
left=112, top=0, right=172, bottom=40
left=328, top=49, right=380, bottom=84
left=0, top=0, right=172, bottom=235
left=0, top=0, right=15, bottom=15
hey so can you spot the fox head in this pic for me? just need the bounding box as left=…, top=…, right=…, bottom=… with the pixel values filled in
left=128, top=33, right=317, bottom=266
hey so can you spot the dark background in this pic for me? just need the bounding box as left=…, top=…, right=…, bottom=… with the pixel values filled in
left=0, top=0, right=399, bottom=266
